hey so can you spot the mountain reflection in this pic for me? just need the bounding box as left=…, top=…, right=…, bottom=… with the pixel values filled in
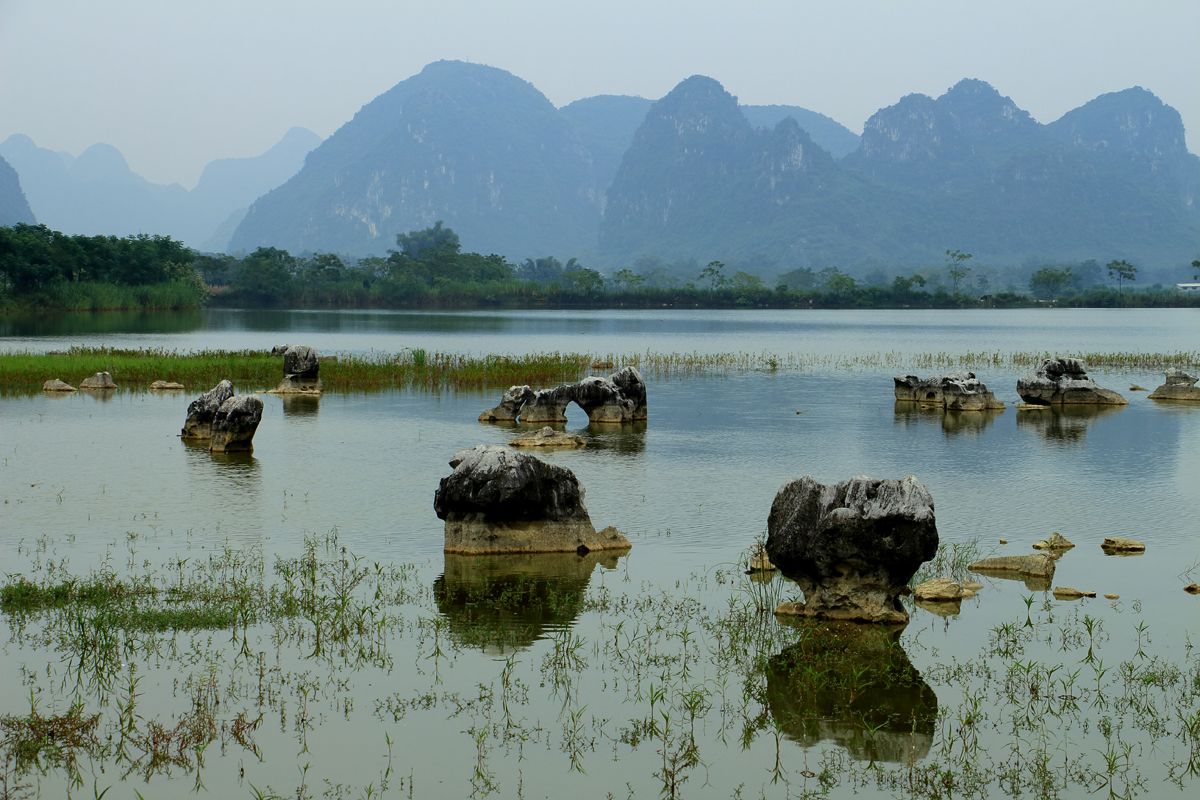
left=766, top=620, right=937, bottom=763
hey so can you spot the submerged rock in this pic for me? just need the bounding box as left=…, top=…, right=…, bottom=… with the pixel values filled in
left=1016, top=357, right=1126, bottom=406
left=270, top=344, right=322, bottom=394
left=968, top=553, right=1057, bottom=580
left=1101, top=536, right=1145, bottom=554
left=1052, top=586, right=1096, bottom=600
left=894, top=371, right=1005, bottom=411
left=1033, top=531, right=1075, bottom=551
left=149, top=380, right=185, bottom=391
left=209, top=395, right=264, bottom=453
left=42, top=379, right=76, bottom=392
left=766, top=475, right=938, bottom=624
left=79, top=371, right=116, bottom=390
left=181, top=380, right=235, bottom=440
left=510, top=427, right=586, bottom=449
left=434, top=445, right=631, bottom=555
left=1148, top=369, right=1200, bottom=401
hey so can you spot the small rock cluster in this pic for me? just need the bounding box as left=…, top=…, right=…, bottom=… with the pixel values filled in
left=893, top=371, right=1005, bottom=411
left=180, top=379, right=263, bottom=452
left=480, top=366, right=648, bottom=424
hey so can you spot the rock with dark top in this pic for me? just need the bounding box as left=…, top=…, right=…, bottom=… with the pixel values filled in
left=573, top=376, right=636, bottom=422
left=479, top=385, right=535, bottom=422
left=517, top=385, right=576, bottom=424
left=1017, top=358, right=1126, bottom=405
left=181, top=380, right=235, bottom=440
left=42, top=379, right=76, bottom=392
left=271, top=344, right=322, bottom=393
left=79, top=371, right=116, bottom=390
left=270, top=344, right=290, bottom=356
left=209, top=395, right=264, bottom=452
left=766, top=475, right=938, bottom=624
left=894, top=371, right=1004, bottom=411
left=1148, top=369, right=1200, bottom=401
left=609, top=366, right=649, bottom=420
left=435, top=445, right=631, bottom=554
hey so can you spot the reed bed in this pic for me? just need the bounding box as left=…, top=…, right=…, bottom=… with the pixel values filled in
left=1, top=346, right=1195, bottom=395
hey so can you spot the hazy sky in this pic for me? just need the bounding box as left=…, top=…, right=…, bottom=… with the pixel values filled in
left=2, top=0, right=1196, bottom=187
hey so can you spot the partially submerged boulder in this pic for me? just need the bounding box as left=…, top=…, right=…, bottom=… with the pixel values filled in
left=766, top=475, right=938, bottom=624
left=1101, top=536, right=1145, bottom=554
left=434, top=445, right=631, bottom=555
left=1052, top=586, right=1096, bottom=600
left=517, top=385, right=575, bottom=424
left=968, top=553, right=1057, bottom=580
left=209, top=395, right=264, bottom=453
left=1016, top=358, right=1126, bottom=406
left=510, top=427, right=586, bottom=449
left=42, top=379, right=76, bottom=392
left=479, top=366, right=648, bottom=424
left=181, top=380, right=235, bottom=440
left=270, top=344, right=322, bottom=394
left=1033, top=531, right=1075, bottom=551
left=479, top=385, right=535, bottom=422
left=1148, top=369, right=1200, bottom=401
left=149, top=380, right=185, bottom=391
left=893, top=372, right=1005, bottom=411
left=79, top=371, right=116, bottom=390
left=913, top=577, right=965, bottom=602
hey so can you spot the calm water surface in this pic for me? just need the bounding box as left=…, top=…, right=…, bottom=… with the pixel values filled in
left=1, top=309, right=1198, bottom=798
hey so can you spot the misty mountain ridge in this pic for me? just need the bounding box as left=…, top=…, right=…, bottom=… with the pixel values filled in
left=0, top=128, right=319, bottom=249
left=0, top=154, right=36, bottom=226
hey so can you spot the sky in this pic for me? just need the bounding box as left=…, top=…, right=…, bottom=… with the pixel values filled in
left=2, top=0, right=1197, bottom=187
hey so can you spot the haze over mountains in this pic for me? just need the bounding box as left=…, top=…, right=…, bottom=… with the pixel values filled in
left=0, top=155, right=35, bottom=227
left=5, top=60, right=1198, bottom=271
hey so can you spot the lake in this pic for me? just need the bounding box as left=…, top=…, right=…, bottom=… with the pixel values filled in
left=1, top=308, right=1198, bottom=799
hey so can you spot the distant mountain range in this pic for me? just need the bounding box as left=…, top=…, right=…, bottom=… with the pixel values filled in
left=4, top=61, right=1198, bottom=269
left=0, top=154, right=35, bottom=226
left=0, top=128, right=319, bottom=249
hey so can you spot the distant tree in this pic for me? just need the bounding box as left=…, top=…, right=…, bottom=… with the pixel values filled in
left=394, top=221, right=461, bottom=262
left=945, top=249, right=973, bottom=293
left=562, top=266, right=604, bottom=295
left=777, top=266, right=816, bottom=290
left=891, top=274, right=927, bottom=295
left=698, top=260, right=727, bottom=290
left=518, top=256, right=564, bottom=283
left=1106, top=259, right=1137, bottom=291
left=612, top=268, right=644, bottom=290
left=233, top=246, right=295, bottom=305
left=729, top=271, right=764, bottom=292
left=1029, top=267, right=1074, bottom=300
left=824, top=272, right=858, bottom=296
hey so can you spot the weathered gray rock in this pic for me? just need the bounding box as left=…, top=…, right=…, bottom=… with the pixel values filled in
left=1148, top=369, right=1200, bottom=401
left=1016, top=358, right=1126, bottom=406
left=510, top=427, right=586, bottom=449
left=1033, top=531, right=1075, bottom=551
left=79, top=371, right=116, bottom=390
left=894, top=371, right=1004, bottom=411
left=573, top=376, right=636, bottom=423
left=270, top=344, right=321, bottom=393
left=435, top=445, right=631, bottom=554
left=968, top=554, right=1057, bottom=579
left=1101, top=536, right=1145, bottom=554
left=479, top=385, right=535, bottom=422
left=42, top=379, right=76, bottom=392
left=1052, top=586, right=1096, bottom=600
left=517, top=385, right=575, bottom=424
left=181, top=380, right=235, bottom=440
left=766, top=475, right=938, bottom=624
left=270, top=344, right=290, bottom=356
left=149, top=380, right=185, bottom=391
left=609, top=366, right=649, bottom=421
left=209, top=395, right=264, bottom=453
left=913, top=577, right=965, bottom=602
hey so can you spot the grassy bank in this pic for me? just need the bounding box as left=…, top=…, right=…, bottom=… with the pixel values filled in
left=1, top=279, right=208, bottom=311
left=2, top=347, right=1198, bottom=395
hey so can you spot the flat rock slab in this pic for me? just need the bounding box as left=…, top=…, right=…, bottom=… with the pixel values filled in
left=1149, top=369, right=1200, bottom=401
left=913, top=577, right=964, bottom=602
left=1052, top=586, right=1096, bottom=600
left=149, top=380, right=185, bottom=390
left=1033, top=532, right=1075, bottom=551
left=968, top=553, right=1057, bottom=579
left=42, top=379, right=76, bottom=392
left=1101, top=536, right=1145, bottom=554
left=510, top=427, right=586, bottom=449
left=443, top=519, right=630, bottom=555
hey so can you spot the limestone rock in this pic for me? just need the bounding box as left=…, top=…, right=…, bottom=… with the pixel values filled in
left=510, top=427, right=586, bottom=449
left=609, top=366, right=649, bottom=421
left=435, top=445, right=631, bottom=555
left=42, top=379, right=76, bottom=392
left=766, top=475, right=938, bottom=624
left=149, top=380, right=185, bottom=390
left=1129, top=385, right=1147, bottom=391
left=1148, top=369, right=1200, bottom=401
left=1016, top=357, right=1126, bottom=406
left=747, top=542, right=776, bottom=574
left=913, top=577, right=964, bottom=602
left=1104, top=593, right=1120, bottom=600
left=1184, top=583, right=1200, bottom=595
left=1033, top=531, right=1075, bottom=551
left=479, top=385, right=535, bottom=422
left=1052, top=586, right=1096, bottom=600
left=270, top=344, right=321, bottom=393
left=79, top=371, right=116, bottom=390
left=181, top=380, right=235, bottom=440
left=968, top=554, right=1056, bottom=579
left=209, top=395, right=264, bottom=453
left=573, top=376, right=636, bottom=423
left=1101, top=536, right=1145, bottom=554
left=893, top=371, right=1004, bottom=411
left=518, top=385, right=575, bottom=424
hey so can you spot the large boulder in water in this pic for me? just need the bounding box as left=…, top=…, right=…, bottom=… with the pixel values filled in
left=434, top=445, right=631, bottom=554
left=893, top=371, right=1004, bottom=411
left=181, top=380, right=234, bottom=440
left=271, top=345, right=321, bottom=393
left=766, top=475, right=938, bottom=624
left=478, top=385, right=535, bottom=422
left=209, top=395, right=264, bottom=452
left=516, top=385, right=576, bottom=424
left=609, top=366, right=649, bottom=421
left=1017, top=358, right=1126, bottom=405
left=1148, top=369, right=1200, bottom=401
left=477, top=365, right=648, bottom=424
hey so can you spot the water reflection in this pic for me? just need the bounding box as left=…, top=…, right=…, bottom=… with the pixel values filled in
left=584, top=421, right=646, bottom=454
left=766, top=620, right=937, bottom=763
left=0, top=309, right=204, bottom=337
left=278, top=394, right=320, bottom=417
left=180, top=439, right=263, bottom=526
left=893, top=402, right=1002, bottom=437
left=434, top=550, right=625, bottom=653
left=1015, top=405, right=1124, bottom=443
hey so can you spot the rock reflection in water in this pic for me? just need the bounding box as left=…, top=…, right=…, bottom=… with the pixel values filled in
left=1016, top=404, right=1123, bottom=443
left=766, top=620, right=937, bottom=764
left=434, top=550, right=625, bottom=653
left=180, top=438, right=263, bottom=526
left=278, top=393, right=320, bottom=416
left=584, top=421, right=646, bottom=454
left=893, top=402, right=1002, bottom=437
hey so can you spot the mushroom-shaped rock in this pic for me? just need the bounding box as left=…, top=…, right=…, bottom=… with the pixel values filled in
left=209, top=395, right=264, bottom=453
left=765, top=475, right=938, bottom=624
left=435, top=445, right=630, bottom=555
left=479, top=385, right=534, bottom=422
left=1148, top=369, right=1200, bottom=401
left=42, top=379, right=76, bottom=392
left=181, top=380, right=235, bottom=440
left=517, top=385, right=575, bottom=424
left=1016, top=358, right=1126, bottom=406
left=79, top=371, right=116, bottom=390
left=271, top=345, right=321, bottom=393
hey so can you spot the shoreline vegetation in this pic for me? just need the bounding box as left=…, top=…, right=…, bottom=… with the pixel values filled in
left=3, top=223, right=1199, bottom=313
left=2, top=347, right=1197, bottom=394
